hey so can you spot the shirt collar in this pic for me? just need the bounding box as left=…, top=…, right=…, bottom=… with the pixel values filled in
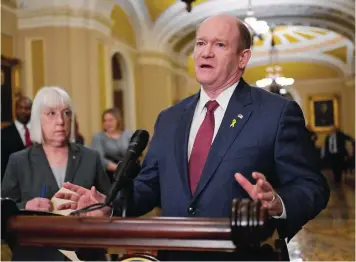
left=197, top=80, right=239, bottom=114
left=14, top=120, right=30, bottom=130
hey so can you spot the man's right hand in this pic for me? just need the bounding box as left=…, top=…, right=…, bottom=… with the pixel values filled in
left=54, top=182, right=111, bottom=217
left=25, top=197, right=52, bottom=212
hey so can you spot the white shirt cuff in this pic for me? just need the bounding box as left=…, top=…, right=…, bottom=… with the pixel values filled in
left=272, top=194, right=287, bottom=219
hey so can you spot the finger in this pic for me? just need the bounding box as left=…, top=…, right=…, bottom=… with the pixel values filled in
left=62, top=182, right=88, bottom=196
left=252, top=172, right=266, bottom=181
left=57, top=202, right=77, bottom=210
left=256, top=179, right=273, bottom=193
left=257, top=191, right=275, bottom=202
left=235, top=173, right=254, bottom=196
left=55, top=192, right=80, bottom=202
left=37, top=207, right=51, bottom=212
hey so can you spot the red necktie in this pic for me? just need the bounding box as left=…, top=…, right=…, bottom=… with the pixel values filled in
left=189, top=100, right=219, bottom=194
left=24, top=125, right=32, bottom=147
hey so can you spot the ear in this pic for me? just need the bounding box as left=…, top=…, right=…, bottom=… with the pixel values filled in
left=238, top=49, right=251, bottom=70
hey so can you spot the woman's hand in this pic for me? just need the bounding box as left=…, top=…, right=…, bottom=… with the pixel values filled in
left=54, top=182, right=111, bottom=217
left=107, top=162, right=118, bottom=172
left=25, top=197, right=52, bottom=212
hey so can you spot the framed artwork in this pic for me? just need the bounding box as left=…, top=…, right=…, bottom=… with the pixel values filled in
left=309, top=94, right=340, bottom=132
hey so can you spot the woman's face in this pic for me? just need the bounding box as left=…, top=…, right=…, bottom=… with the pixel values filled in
left=41, top=104, right=72, bottom=146
left=103, top=113, right=118, bottom=133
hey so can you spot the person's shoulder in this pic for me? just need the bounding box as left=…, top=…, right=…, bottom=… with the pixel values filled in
left=92, top=131, right=105, bottom=140
left=8, top=146, right=31, bottom=161
left=70, top=143, right=98, bottom=158
left=1, top=122, right=16, bottom=134
left=249, top=85, right=289, bottom=107
left=122, top=129, right=133, bottom=139
left=159, top=93, right=198, bottom=117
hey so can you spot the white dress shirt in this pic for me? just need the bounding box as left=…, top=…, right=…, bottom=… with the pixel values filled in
left=188, top=82, right=238, bottom=160
left=14, top=120, right=30, bottom=146
left=187, top=81, right=287, bottom=219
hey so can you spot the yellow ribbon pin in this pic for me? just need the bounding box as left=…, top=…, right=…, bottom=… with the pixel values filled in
left=230, top=119, right=237, bottom=127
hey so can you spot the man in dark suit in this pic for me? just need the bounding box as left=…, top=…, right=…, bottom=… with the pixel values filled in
left=57, top=14, right=330, bottom=260
left=1, top=96, right=32, bottom=180
left=322, top=127, right=355, bottom=185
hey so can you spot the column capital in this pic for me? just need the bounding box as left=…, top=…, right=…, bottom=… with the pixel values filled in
left=17, top=0, right=114, bottom=35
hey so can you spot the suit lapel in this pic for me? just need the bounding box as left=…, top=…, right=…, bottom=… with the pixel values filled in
left=11, top=123, right=26, bottom=149
left=174, top=93, right=200, bottom=198
left=192, top=79, right=253, bottom=202
left=64, top=143, right=81, bottom=183
left=30, top=145, right=60, bottom=196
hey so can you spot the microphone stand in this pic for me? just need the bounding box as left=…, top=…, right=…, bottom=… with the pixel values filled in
left=120, top=180, right=133, bottom=218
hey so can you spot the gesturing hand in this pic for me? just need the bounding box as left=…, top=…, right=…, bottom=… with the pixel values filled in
left=54, top=182, right=111, bottom=217
left=235, top=172, right=283, bottom=217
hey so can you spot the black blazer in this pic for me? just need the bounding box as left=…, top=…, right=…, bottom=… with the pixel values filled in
left=1, top=123, right=25, bottom=181
left=1, top=143, right=111, bottom=261
left=2, top=143, right=111, bottom=209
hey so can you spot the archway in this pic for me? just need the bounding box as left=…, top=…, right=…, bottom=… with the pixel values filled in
left=111, top=52, right=136, bottom=131
left=111, top=53, right=125, bottom=128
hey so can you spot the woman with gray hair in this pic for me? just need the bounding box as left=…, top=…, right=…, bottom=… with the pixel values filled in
left=2, top=86, right=110, bottom=261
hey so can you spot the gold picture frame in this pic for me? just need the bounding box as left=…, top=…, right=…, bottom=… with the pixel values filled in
left=309, top=94, right=340, bottom=132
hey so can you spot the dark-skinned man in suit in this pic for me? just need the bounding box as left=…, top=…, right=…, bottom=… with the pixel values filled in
left=1, top=96, right=32, bottom=180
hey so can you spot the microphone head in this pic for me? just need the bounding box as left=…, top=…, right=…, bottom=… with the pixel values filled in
left=129, top=129, right=150, bottom=156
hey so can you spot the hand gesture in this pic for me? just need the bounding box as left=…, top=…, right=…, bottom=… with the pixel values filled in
left=25, top=197, right=52, bottom=212
left=54, top=182, right=111, bottom=217
left=235, top=172, right=283, bottom=216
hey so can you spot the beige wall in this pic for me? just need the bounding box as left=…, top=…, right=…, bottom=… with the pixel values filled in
left=1, top=7, right=17, bottom=39
left=16, top=27, right=114, bottom=143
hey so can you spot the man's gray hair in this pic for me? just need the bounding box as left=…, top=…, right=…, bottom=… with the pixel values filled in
left=30, top=86, right=75, bottom=144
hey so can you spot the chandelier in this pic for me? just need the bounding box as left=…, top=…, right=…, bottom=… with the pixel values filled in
left=181, top=0, right=196, bottom=12
left=243, top=0, right=269, bottom=37
left=256, top=27, right=295, bottom=95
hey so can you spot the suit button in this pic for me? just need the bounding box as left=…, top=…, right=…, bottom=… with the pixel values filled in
left=188, top=206, right=196, bottom=215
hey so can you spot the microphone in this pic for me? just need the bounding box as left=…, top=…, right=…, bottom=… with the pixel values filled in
left=104, top=129, right=150, bottom=205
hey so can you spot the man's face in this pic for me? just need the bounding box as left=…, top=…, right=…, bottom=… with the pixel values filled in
left=16, top=99, right=32, bottom=125
left=193, top=17, right=240, bottom=89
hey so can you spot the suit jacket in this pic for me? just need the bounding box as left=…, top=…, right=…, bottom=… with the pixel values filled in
left=114, top=79, right=330, bottom=259
left=2, top=143, right=111, bottom=209
left=1, top=123, right=25, bottom=181
left=2, top=143, right=111, bottom=261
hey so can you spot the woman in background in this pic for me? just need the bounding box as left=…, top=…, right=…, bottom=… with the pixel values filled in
left=92, top=108, right=132, bottom=182
left=2, top=86, right=110, bottom=261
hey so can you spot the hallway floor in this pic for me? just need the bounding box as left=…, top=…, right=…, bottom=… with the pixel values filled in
left=287, top=170, right=355, bottom=261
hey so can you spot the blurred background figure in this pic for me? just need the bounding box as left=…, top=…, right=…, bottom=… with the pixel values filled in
left=306, top=124, right=318, bottom=145
left=321, top=127, right=355, bottom=185
left=1, top=96, right=32, bottom=181
left=1, top=86, right=110, bottom=261
left=92, top=108, right=132, bottom=183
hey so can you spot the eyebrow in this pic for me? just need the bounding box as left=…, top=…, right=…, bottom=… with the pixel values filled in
left=196, top=37, right=228, bottom=43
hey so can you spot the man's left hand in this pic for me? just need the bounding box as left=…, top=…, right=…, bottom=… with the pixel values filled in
left=235, top=172, right=283, bottom=216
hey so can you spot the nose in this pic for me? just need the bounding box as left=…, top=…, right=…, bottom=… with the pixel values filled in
left=55, top=113, right=65, bottom=125
left=201, top=43, right=213, bottom=58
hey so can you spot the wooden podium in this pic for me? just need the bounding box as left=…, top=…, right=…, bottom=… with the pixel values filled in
left=2, top=198, right=289, bottom=261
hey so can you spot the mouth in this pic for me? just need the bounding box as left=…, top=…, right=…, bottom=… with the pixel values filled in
left=199, top=64, right=214, bottom=69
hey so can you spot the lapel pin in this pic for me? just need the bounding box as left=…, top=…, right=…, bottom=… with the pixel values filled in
left=238, top=114, right=243, bottom=119
left=230, top=119, right=237, bottom=128
left=73, top=156, right=76, bottom=159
